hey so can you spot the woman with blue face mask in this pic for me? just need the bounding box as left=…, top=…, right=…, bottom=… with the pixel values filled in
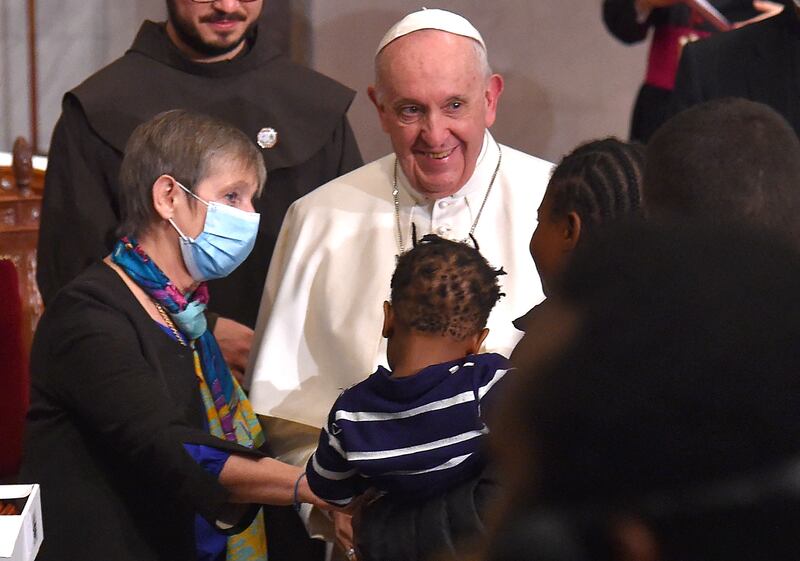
left=20, top=110, right=330, bottom=561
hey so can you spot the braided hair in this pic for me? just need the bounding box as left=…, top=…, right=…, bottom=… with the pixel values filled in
left=390, top=234, right=505, bottom=341
left=549, top=138, right=645, bottom=233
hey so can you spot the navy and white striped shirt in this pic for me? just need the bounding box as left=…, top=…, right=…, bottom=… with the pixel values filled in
left=306, top=353, right=511, bottom=506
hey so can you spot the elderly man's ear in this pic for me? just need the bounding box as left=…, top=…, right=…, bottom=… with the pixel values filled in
left=367, top=86, right=393, bottom=135
left=484, top=74, right=504, bottom=127
left=367, top=85, right=380, bottom=110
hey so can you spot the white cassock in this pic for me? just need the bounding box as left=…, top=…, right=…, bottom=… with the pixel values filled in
left=247, top=130, right=553, bottom=430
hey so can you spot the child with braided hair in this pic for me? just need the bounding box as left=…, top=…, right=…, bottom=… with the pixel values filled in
left=529, top=137, right=645, bottom=297
left=306, top=234, right=510, bottom=511
left=513, top=138, right=646, bottom=338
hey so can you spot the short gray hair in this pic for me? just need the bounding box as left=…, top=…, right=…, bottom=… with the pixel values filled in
left=117, top=109, right=267, bottom=237
left=373, top=34, right=492, bottom=103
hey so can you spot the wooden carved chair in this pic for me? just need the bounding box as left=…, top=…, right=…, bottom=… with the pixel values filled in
left=0, top=257, right=28, bottom=478
left=0, top=136, right=45, bottom=354
left=0, top=137, right=45, bottom=479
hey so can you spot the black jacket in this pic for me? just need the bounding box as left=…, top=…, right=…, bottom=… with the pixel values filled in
left=672, top=6, right=800, bottom=134
left=20, top=263, right=262, bottom=561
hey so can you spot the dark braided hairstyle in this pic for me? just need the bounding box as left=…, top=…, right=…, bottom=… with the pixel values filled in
left=549, top=137, right=645, bottom=233
left=390, top=234, right=505, bottom=341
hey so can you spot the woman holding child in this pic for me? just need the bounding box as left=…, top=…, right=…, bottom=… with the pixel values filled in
left=20, top=110, right=326, bottom=561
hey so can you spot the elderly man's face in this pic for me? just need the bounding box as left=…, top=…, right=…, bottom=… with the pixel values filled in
left=369, top=31, right=503, bottom=199
left=166, top=0, right=262, bottom=60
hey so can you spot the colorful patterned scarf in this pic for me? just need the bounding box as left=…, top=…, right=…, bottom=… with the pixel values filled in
left=112, top=237, right=267, bottom=561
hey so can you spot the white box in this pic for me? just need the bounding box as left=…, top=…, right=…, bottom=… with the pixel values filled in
left=0, top=485, right=43, bottom=561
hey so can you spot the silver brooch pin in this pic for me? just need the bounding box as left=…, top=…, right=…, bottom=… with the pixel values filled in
left=256, top=127, right=278, bottom=149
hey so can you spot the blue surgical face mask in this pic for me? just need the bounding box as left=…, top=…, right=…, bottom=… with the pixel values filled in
left=168, top=180, right=260, bottom=282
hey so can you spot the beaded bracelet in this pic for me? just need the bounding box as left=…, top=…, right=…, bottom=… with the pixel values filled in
left=293, top=472, right=307, bottom=513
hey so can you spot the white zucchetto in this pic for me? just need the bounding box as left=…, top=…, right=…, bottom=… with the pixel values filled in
left=376, top=8, right=486, bottom=55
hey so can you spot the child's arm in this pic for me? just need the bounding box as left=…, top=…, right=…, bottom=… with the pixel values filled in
left=305, top=415, right=362, bottom=507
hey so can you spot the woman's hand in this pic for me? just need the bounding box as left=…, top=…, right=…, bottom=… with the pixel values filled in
left=333, top=511, right=356, bottom=560
left=733, top=0, right=784, bottom=29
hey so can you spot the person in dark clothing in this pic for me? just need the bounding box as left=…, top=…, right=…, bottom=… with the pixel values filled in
left=487, top=219, right=800, bottom=561
left=21, top=110, right=329, bottom=561
left=602, top=0, right=770, bottom=142
left=671, top=0, right=800, bottom=136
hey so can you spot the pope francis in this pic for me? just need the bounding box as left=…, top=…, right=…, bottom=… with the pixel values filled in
left=246, top=9, right=553, bottom=548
